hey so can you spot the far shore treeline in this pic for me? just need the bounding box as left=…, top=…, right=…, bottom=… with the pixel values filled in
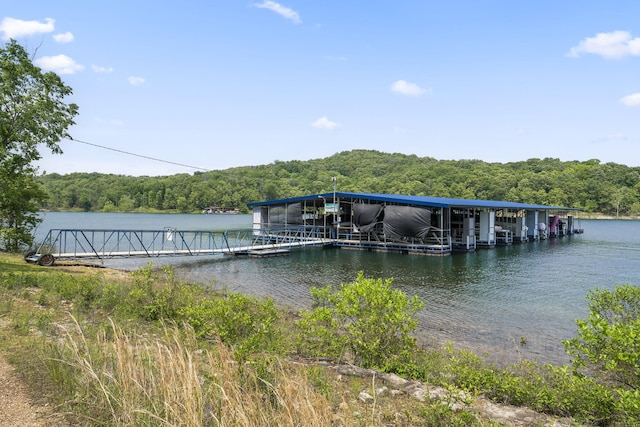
left=37, top=150, right=640, bottom=216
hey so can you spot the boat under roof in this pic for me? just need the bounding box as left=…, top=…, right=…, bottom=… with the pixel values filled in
left=248, top=192, right=582, bottom=255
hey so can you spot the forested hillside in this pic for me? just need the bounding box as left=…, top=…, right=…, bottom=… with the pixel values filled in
left=37, top=150, right=640, bottom=216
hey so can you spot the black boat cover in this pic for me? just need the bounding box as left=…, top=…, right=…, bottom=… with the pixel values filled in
left=382, top=205, right=431, bottom=241
left=352, top=203, right=384, bottom=232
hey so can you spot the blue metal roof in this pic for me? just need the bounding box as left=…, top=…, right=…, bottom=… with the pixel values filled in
left=247, top=192, right=578, bottom=211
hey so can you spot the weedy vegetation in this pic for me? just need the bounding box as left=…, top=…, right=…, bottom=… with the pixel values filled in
left=1, top=252, right=639, bottom=425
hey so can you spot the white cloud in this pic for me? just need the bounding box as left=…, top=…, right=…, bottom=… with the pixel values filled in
left=0, top=17, right=55, bottom=40
left=312, top=116, right=339, bottom=130
left=92, top=64, right=114, bottom=73
left=568, top=30, right=640, bottom=59
left=34, top=54, right=84, bottom=74
left=620, top=92, right=640, bottom=107
left=390, top=80, right=428, bottom=96
left=53, top=31, right=74, bottom=43
left=254, top=1, right=301, bottom=24
left=128, top=76, right=145, bottom=86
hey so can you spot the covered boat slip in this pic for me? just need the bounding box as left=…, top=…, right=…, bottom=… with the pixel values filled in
left=248, top=192, right=582, bottom=256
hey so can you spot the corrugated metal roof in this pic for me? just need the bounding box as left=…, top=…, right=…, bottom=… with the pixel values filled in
left=247, top=192, right=579, bottom=211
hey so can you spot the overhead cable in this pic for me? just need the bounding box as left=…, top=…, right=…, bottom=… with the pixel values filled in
left=68, top=137, right=210, bottom=172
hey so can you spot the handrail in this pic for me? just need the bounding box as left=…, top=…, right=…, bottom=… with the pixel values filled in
left=26, top=227, right=331, bottom=265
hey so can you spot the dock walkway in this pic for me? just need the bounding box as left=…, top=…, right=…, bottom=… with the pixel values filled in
left=26, top=228, right=332, bottom=266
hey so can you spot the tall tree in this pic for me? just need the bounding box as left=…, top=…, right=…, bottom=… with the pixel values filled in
left=0, top=40, right=78, bottom=251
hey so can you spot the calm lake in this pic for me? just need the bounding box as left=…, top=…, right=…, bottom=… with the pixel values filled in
left=36, top=212, right=640, bottom=365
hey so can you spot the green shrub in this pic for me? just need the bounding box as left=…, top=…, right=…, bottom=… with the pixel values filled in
left=96, top=281, right=129, bottom=313
left=405, top=345, right=615, bottom=424
left=180, top=292, right=284, bottom=359
left=295, top=303, right=346, bottom=360
left=119, top=263, right=200, bottom=321
left=564, top=284, right=640, bottom=389
left=614, top=389, right=640, bottom=425
left=296, top=271, right=424, bottom=369
left=0, top=271, right=41, bottom=290
left=388, top=343, right=487, bottom=390
left=487, top=362, right=614, bottom=424
left=48, top=273, right=103, bottom=309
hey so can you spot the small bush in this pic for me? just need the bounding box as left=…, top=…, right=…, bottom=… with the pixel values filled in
left=564, top=284, right=640, bottom=389
left=405, top=345, right=616, bottom=424
left=44, top=273, right=103, bottom=309
left=0, top=271, right=41, bottom=290
left=487, top=362, right=614, bottom=424
left=181, top=292, right=285, bottom=359
left=119, top=263, right=200, bottom=321
left=296, top=271, right=424, bottom=369
left=97, top=281, right=129, bottom=313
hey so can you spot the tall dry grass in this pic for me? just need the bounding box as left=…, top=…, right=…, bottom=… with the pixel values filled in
left=57, top=316, right=354, bottom=426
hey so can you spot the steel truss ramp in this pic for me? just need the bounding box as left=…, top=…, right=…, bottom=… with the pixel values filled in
left=25, top=227, right=332, bottom=266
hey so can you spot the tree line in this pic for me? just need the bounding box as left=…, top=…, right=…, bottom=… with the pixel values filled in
left=38, top=149, right=640, bottom=216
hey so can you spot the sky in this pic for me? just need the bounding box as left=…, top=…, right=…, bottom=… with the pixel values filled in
left=2, top=1, right=640, bottom=176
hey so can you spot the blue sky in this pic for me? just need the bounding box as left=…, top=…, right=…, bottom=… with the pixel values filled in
left=2, top=1, right=640, bottom=176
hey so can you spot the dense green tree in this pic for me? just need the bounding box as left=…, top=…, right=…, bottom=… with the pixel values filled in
left=118, top=194, right=136, bottom=212
left=0, top=40, right=78, bottom=251
left=610, top=187, right=635, bottom=218
left=35, top=150, right=640, bottom=216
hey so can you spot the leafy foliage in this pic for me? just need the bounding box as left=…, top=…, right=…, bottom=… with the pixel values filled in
left=401, top=345, right=615, bottom=424
left=180, top=292, right=284, bottom=359
left=37, top=150, right=640, bottom=216
left=485, top=362, right=614, bottom=424
left=119, top=263, right=200, bottom=321
left=297, top=271, right=424, bottom=369
left=0, top=40, right=78, bottom=251
left=564, top=284, right=640, bottom=390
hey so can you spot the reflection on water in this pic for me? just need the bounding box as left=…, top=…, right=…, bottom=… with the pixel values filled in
left=37, top=213, right=640, bottom=365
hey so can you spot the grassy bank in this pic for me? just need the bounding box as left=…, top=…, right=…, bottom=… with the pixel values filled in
left=0, top=252, right=635, bottom=425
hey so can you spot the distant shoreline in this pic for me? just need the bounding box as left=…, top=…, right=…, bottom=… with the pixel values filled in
left=38, top=209, right=639, bottom=220
left=578, top=214, right=640, bottom=220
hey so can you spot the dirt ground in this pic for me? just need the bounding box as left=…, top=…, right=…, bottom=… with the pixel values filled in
left=0, top=353, right=61, bottom=427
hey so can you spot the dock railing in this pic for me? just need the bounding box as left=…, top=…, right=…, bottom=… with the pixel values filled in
left=26, top=224, right=456, bottom=266
left=26, top=226, right=332, bottom=266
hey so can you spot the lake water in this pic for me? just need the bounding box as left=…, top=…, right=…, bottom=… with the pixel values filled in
left=36, top=212, right=639, bottom=365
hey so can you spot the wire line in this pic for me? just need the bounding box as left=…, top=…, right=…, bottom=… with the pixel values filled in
left=68, top=137, right=211, bottom=172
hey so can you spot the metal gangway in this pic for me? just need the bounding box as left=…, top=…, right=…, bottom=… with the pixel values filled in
left=25, top=226, right=332, bottom=266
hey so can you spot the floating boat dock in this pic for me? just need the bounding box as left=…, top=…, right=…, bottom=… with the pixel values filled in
left=248, top=191, right=584, bottom=256
left=26, top=192, right=583, bottom=266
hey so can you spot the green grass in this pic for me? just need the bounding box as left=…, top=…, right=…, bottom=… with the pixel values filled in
left=0, top=252, right=43, bottom=272
left=1, top=251, right=638, bottom=425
